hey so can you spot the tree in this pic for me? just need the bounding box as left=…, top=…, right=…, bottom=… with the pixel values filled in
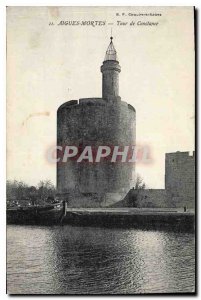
left=129, top=174, right=146, bottom=207
left=134, top=174, right=146, bottom=190
left=37, top=180, right=56, bottom=203
left=6, top=180, right=56, bottom=206
left=28, top=186, right=38, bottom=205
left=6, top=180, right=29, bottom=200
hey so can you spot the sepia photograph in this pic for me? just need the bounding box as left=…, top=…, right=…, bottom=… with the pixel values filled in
left=6, top=6, right=195, bottom=294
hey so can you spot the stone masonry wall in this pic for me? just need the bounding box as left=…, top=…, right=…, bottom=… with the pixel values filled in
left=165, top=151, right=195, bottom=208
left=57, top=98, right=136, bottom=207
left=111, top=189, right=169, bottom=208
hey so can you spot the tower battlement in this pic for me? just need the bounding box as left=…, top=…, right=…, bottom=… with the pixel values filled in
left=58, top=98, right=135, bottom=112
left=166, top=151, right=195, bottom=158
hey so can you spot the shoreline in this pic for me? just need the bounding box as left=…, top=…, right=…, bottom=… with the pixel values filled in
left=7, top=207, right=195, bottom=232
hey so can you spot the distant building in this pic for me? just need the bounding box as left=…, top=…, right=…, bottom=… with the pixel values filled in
left=165, top=151, right=195, bottom=208
left=113, top=151, right=195, bottom=209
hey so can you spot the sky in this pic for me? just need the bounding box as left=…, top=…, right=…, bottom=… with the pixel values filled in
left=7, top=6, right=195, bottom=188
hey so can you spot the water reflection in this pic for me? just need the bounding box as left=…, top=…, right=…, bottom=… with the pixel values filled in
left=7, top=225, right=195, bottom=294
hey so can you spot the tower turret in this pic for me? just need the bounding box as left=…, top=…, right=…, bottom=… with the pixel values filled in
left=101, top=37, right=121, bottom=101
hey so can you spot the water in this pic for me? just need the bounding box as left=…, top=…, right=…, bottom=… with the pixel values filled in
left=7, top=225, right=195, bottom=294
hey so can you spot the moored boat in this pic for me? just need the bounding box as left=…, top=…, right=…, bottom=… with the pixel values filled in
left=7, top=202, right=63, bottom=225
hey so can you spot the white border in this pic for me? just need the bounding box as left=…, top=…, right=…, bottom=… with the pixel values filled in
left=1, top=0, right=199, bottom=298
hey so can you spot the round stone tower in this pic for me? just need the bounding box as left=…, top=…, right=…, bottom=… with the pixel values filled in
left=57, top=37, right=136, bottom=207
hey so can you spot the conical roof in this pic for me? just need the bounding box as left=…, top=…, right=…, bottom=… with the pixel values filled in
left=104, top=37, right=118, bottom=61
